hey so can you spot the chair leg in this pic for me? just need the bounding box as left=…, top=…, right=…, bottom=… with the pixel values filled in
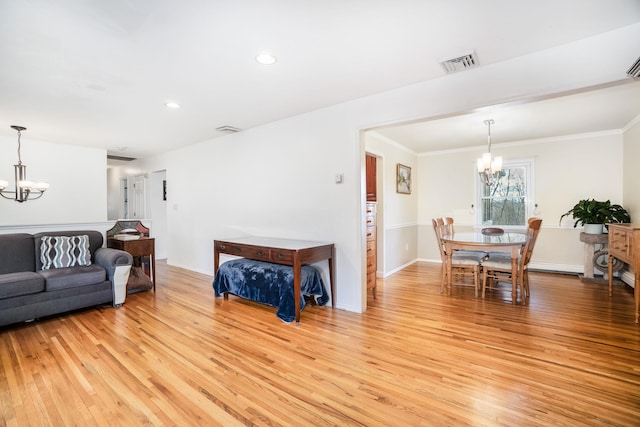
left=482, top=270, right=487, bottom=297
left=473, top=266, right=479, bottom=297
left=516, top=270, right=524, bottom=303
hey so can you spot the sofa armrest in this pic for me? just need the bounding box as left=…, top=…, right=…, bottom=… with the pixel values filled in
left=95, top=247, right=133, bottom=283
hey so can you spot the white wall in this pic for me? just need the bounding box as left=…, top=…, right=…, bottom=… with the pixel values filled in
left=621, top=116, right=640, bottom=288
left=148, top=170, right=168, bottom=259
left=623, top=117, right=640, bottom=218
left=0, top=135, right=106, bottom=226
left=135, top=107, right=364, bottom=311
left=106, top=167, right=122, bottom=220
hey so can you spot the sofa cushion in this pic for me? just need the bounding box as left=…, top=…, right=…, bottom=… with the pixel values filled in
left=0, top=233, right=36, bottom=274
left=0, top=272, right=45, bottom=299
left=40, top=235, right=92, bottom=270
left=40, top=265, right=106, bottom=291
left=34, top=231, right=103, bottom=271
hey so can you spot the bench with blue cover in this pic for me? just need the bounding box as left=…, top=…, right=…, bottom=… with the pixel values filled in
left=212, top=258, right=329, bottom=322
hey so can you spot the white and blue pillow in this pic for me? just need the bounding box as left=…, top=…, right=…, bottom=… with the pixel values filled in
left=40, top=235, right=92, bottom=270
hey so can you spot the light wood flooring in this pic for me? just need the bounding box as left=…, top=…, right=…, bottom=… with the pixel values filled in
left=1, top=261, right=639, bottom=426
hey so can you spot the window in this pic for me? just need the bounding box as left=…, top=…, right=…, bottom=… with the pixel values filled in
left=477, top=159, right=533, bottom=226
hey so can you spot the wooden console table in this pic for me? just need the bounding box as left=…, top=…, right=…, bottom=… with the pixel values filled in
left=214, top=237, right=335, bottom=324
left=608, top=223, right=639, bottom=323
left=108, top=237, right=156, bottom=291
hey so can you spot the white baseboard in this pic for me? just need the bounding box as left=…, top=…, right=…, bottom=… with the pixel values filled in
left=408, top=258, right=636, bottom=288
left=527, top=262, right=582, bottom=274
left=621, top=271, right=636, bottom=289
left=380, top=259, right=418, bottom=278
left=167, top=261, right=213, bottom=277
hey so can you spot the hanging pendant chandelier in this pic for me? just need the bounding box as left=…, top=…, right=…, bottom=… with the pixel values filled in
left=477, top=119, right=502, bottom=186
left=0, top=125, right=49, bottom=202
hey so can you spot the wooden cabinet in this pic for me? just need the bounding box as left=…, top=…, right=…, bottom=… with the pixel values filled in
left=366, top=202, right=377, bottom=299
left=107, top=237, right=156, bottom=291
left=608, top=223, right=640, bottom=323
left=366, top=154, right=377, bottom=202
left=365, top=155, right=377, bottom=299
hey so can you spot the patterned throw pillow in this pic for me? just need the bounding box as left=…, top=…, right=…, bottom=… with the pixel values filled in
left=40, top=235, right=92, bottom=270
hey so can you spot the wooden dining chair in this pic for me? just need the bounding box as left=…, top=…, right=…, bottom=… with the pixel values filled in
left=432, top=218, right=486, bottom=296
left=443, top=217, right=455, bottom=235
left=444, top=217, right=488, bottom=258
left=481, top=218, right=543, bottom=302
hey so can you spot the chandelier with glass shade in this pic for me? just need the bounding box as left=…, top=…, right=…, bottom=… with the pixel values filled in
left=477, top=119, right=502, bottom=186
left=0, top=126, right=49, bottom=202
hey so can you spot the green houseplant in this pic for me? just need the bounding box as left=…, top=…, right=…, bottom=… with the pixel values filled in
left=559, top=199, right=630, bottom=233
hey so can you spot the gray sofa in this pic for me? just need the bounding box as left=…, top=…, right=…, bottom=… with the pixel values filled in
left=0, top=230, right=133, bottom=328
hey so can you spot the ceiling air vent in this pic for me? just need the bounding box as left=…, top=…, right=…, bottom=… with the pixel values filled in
left=107, top=155, right=136, bottom=162
left=627, top=56, right=640, bottom=78
left=216, top=125, right=241, bottom=133
left=440, top=51, right=478, bottom=74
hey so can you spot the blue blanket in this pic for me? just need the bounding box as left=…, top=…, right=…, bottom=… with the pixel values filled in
left=212, top=259, right=329, bottom=322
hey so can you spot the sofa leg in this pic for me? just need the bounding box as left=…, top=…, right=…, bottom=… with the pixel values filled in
left=112, top=265, right=132, bottom=306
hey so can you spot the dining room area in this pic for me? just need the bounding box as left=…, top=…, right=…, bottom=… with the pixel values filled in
left=432, top=216, right=542, bottom=305
left=363, top=80, right=640, bottom=315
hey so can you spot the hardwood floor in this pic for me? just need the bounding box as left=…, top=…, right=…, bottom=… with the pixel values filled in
left=1, top=261, right=639, bottom=426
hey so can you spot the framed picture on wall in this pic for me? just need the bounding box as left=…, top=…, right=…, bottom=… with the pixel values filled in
left=396, top=163, right=411, bottom=194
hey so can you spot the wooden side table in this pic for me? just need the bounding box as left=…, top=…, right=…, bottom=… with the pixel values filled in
left=608, top=224, right=640, bottom=323
left=108, top=237, right=156, bottom=291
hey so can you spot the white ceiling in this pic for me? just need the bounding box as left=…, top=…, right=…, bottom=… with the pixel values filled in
left=372, top=80, right=640, bottom=153
left=0, top=0, right=639, bottom=160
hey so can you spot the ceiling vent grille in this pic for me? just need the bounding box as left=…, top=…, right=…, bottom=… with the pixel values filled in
left=216, top=125, right=241, bottom=133
left=627, top=56, right=640, bottom=78
left=440, top=51, right=478, bottom=74
left=107, top=155, right=136, bottom=162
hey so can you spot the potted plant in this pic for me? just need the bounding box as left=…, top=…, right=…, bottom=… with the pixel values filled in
left=559, top=199, right=630, bottom=234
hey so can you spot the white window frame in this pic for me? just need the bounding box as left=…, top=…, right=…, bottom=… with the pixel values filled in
left=475, top=158, right=535, bottom=228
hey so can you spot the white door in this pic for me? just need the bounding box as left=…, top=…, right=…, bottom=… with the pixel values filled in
left=130, top=174, right=146, bottom=219
left=119, top=178, right=128, bottom=219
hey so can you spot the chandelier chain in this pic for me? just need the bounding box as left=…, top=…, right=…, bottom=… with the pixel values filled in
left=477, top=119, right=501, bottom=187
left=16, top=128, right=23, bottom=165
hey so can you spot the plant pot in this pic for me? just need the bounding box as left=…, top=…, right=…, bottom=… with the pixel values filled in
left=583, top=223, right=603, bottom=234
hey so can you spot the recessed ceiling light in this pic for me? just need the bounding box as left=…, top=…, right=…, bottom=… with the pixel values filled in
left=255, top=53, right=277, bottom=65
left=165, top=102, right=181, bottom=109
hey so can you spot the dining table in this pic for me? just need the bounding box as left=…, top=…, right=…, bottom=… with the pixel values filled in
left=441, top=231, right=528, bottom=302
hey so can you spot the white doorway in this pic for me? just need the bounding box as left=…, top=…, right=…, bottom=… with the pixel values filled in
left=119, top=178, right=128, bottom=218
left=130, top=174, right=146, bottom=219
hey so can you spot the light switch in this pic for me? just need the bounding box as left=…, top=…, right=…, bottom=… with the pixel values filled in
left=335, top=174, right=344, bottom=184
